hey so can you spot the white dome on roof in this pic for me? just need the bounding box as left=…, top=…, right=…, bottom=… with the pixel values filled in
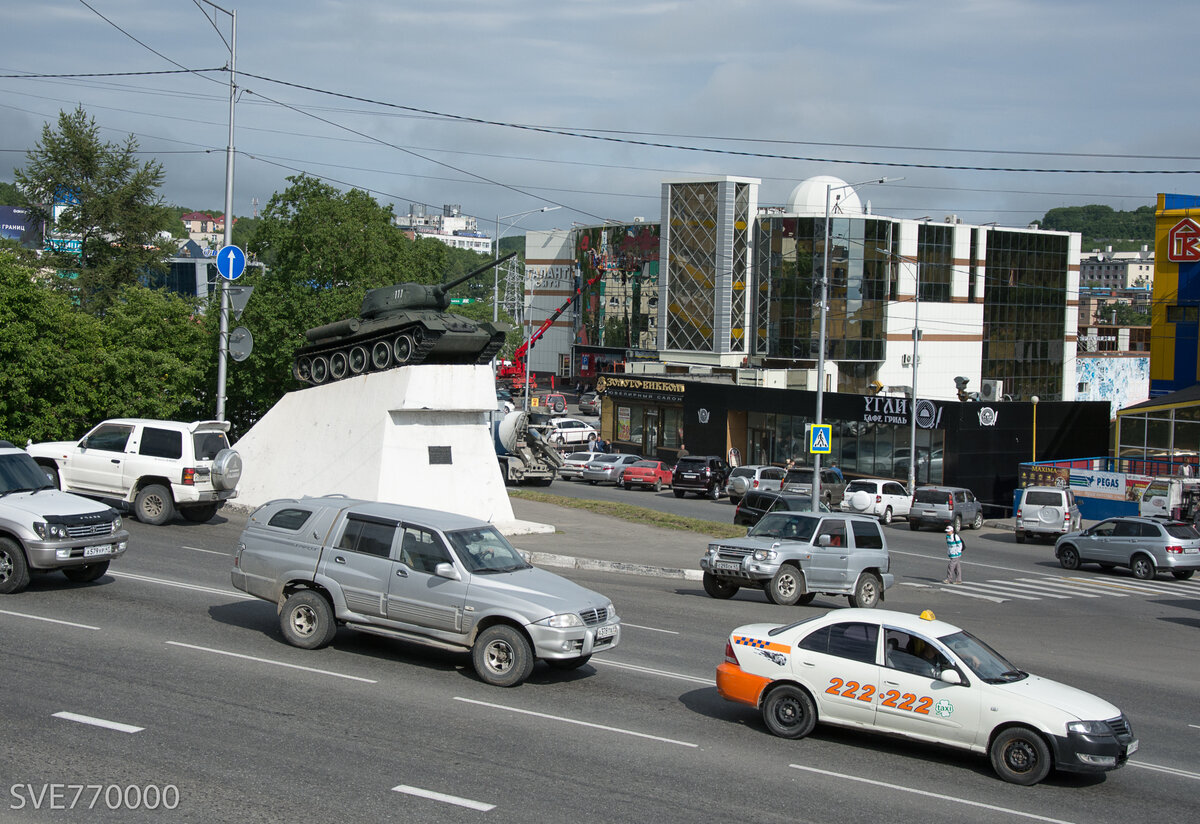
left=786, top=175, right=865, bottom=217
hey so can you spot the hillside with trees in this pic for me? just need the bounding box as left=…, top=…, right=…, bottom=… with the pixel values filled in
left=1037, top=204, right=1155, bottom=250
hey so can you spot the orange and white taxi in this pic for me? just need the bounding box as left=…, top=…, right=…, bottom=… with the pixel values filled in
left=717, top=608, right=1137, bottom=785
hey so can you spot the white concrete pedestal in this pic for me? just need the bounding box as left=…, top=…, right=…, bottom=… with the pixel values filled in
left=231, top=364, right=551, bottom=534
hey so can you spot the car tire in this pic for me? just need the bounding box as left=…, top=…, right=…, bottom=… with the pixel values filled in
left=41, top=464, right=60, bottom=489
left=134, top=484, right=175, bottom=526
left=279, top=590, right=337, bottom=650
left=766, top=565, right=804, bottom=606
left=180, top=504, right=219, bottom=523
left=881, top=507, right=893, bottom=525
left=0, top=537, right=32, bottom=595
left=762, top=684, right=817, bottom=739
left=971, top=511, right=984, bottom=530
left=1173, top=570, right=1195, bottom=580
left=849, top=573, right=883, bottom=609
left=1131, top=554, right=1156, bottom=580
left=1015, top=530, right=1026, bottom=544
left=588, top=480, right=597, bottom=486
left=989, top=726, right=1052, bottom=786
left=62, top=561, right=109, bottom=583
left=708, top=485, right=720, bottom=501
left=909, top=520, right=920, bottom=531
left=703, top=573, right=740, bottom=599
left=545, top=655, right=590, bottom=671
left=1057, top=545, right=1080, bottom=571
left=472, top=624, right=534, bottom=688
left=952, top=514, right=962, bottom=532
left=654, top=479, right=662, bottom=492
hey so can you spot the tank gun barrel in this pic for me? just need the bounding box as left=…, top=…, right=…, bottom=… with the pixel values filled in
left=434, top=251, right=518, bottom=300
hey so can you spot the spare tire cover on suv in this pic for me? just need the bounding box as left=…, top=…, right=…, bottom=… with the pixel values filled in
left=211, top=449, right=243, bottom=491
left=849, top=489, right=873, bottom=512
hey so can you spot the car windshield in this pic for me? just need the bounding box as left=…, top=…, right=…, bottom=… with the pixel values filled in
left=446, top=526, right=532, bottom=574
left=730, top=467, right=755, bottom=479
left=938, top=630, right=1027, bottom=684
left=0, top=453, right=55, bottom=495
left=784, top=469, right=813, bottom=484
left=750, top=513, right=819, bottom=541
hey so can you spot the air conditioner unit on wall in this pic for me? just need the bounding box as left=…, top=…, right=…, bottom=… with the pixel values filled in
left=980, top=379, right=1004, bottom=401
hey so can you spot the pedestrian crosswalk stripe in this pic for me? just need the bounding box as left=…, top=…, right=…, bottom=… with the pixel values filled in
left=985, top=579, right=1076, bottom=598
left=937, top=586, right=1007, bottom=603
left=1057, top=576, right=1169, bottom=595
left=903, top=574, right=1200, bottom=603
left=948, top=582, right=1042, bottom=600
left=1012, top=578, right=1113, bottom=596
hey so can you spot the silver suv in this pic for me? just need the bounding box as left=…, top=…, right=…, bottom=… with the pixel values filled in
left=232, top=496, right=621, bottom=687
left=1015, top=485, right=1081, bottom=543
left=909, top=485, right=984, bottom=532
left=724, top=464, right=785, bottom=504
left=1055, top=517, right=1200, bottom=580
left=0, top=440, right=129, bottom=594
left=700, top=511, right=893, bottom=608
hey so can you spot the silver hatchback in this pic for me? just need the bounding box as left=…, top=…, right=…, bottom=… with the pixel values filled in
left=1055, top=517, right=1200, bottom=580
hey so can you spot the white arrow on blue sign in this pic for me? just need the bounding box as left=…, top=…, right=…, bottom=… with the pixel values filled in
left=216, top=245, right=247, bottom=280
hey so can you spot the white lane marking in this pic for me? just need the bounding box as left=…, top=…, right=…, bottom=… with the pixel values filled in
left=454, top=696, right=698, bottom=748
left=890, top=550, right=1032, bottom=575
left=984, top=580, right=1074, bottom=599
left=109, top=571, right=255, bottom=600
left=181, top=545, right=227, bottom=556
left=1189, top=724, right=1200, bottom=730
left=1015, top=577, right=1128, bottom=597
left=901, top=582, right=1007, bottom=602
left=52, top=712, right=143, bottom=734
left=950, top=582, right=1041, bottom=600
left=1130, top=760, right=1200, bottom=781
left=1036, top=577, right=1132, bottom=597
left=790, top=764, right=1076, bottom=824
left=998, top=579, right=1098, bottom=598
left=392, top=785, right=494, bottom=812
left=165, top=641, right=377, bottom=684
left=0, top=609, right=100, bottom=630
left=592, top=658, right=715, bottom=685
left=620, top=622, right=679, bottom=635
left=1060, top=577, right=1180, bottom=595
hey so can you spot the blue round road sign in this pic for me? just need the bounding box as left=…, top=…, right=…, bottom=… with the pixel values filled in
left=216, top=245, right=247, bottom=280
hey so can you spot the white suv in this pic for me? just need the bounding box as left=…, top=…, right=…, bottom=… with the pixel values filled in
left=28, top=419, right=242, bottom=525
left=841, top=478, right=912, bottom=524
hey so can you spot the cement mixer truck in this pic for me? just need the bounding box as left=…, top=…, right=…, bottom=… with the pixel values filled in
left=493, top=410, right=564, bottom=486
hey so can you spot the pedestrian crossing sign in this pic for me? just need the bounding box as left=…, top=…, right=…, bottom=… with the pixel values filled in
left=809, top=424, right=832, bottom=454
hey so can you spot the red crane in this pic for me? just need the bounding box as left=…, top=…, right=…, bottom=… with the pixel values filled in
left=498, top=270, right=604, bottom=392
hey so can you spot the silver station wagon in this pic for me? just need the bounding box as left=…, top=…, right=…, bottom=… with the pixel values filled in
left=1054, top=516, right=1200, bottom=580
left=232, top=496, right=620, bottom=686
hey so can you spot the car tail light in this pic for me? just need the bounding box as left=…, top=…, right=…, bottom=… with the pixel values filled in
left=947, top=493, right=954, bottom=510
left=752, top=479, right=760, bottom=489
left=704, top=468, right=711, bottom=477
left=724, top=641, right=738, bottom=664
left=1064, top=511, right=1071, bottom=528
left=875, top=494, right=882, bottom=504
left=1166, top=545, right=1183, bottom=554
left=182, top=467, right=196, bottom=485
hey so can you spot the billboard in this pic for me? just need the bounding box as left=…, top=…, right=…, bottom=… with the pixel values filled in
left=0, top=206, right=38, bottom=248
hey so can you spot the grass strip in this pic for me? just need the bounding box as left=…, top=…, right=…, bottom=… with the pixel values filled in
left=510, top=489, right=746, bottom=539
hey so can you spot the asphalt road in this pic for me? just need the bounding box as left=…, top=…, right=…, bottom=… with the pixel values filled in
left=1, top=506, right=1198, bottom=823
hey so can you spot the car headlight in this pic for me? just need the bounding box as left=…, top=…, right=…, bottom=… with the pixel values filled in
left=706, top=545, right=718, bottom=557
left=112, top=515, right=122, bottom=531
left=1067, top=720, right=1111, bottom=735
left=33, top=522, right=69, bottom=540
left=536, top=613, right=585, bottom=629
left=753, top=548, right=778, bottom=562
left=604, top=602, right=618, bottom=621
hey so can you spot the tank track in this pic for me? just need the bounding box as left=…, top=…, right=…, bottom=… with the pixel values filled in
left=292, top=325, right=446, bottom=386
left=475, top=331, right=508, bottom=365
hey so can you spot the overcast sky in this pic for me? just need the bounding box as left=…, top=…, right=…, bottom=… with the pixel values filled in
left=3, top=0, right=1197, bottom=237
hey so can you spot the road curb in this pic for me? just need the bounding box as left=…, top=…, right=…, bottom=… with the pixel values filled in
left=519, top=549, right=703, bottom=581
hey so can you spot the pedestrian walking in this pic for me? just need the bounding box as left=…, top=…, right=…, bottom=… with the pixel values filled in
left=944, top=524, right=963, bottom=584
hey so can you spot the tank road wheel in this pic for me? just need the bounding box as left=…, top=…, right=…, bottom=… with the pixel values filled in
left=393, top=334, right=415, bottom=364
left=310, top=356, right=330, bottom=384
left=371, top=341, right=391, bottom=370
left=348, top=345, right=368, bottom=375
left=294, top=357, right=312, bottom=383
left=329, top=351, right=349, bottom=380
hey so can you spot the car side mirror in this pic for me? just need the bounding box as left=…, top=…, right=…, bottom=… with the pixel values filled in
left=434, top=562, right=461, bottom=581
left=939, top=669, right=963, bottom=685
left=79, top=437, right=89, bottom=449
left=817, top=534, right=832, bottom=547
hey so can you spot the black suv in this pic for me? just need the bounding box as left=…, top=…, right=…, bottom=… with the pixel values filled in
left=672, top=456, right=730, bottom=500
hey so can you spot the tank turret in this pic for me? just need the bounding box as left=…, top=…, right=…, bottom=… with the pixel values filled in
left=292, top=252, right=516, bottom=386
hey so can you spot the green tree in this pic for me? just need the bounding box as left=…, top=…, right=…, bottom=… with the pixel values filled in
left=1096, top=301, right=1150, bottom=326
left=0, top=180, right=21, bottom=205
left=14, top=106, right=171, bottom=310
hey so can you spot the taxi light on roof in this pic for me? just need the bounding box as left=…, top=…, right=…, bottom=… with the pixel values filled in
left=919, top=609, right=936, bottom=621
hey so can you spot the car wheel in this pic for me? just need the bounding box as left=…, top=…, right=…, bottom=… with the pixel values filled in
left=279, top=590, right=337, bottom=650
left=1057, top=545, right=1080, bottom=571
left=766, top=565, right=804, bottom=606
left=134, top=484, right=175, bottom=526
left=673, top=489, right=684, bottom=499
left=989, top=727, right=1052, bottom=786
left=654, top=479, right=662, bottom=492
left=1131, top=554, right=1156, bottom=580
left=180, top=504, right=219, bottom=523
left=545, top=655, right=590, bottom=671
left=42, top=464, right=60, bottom=489
left=472, top=624, right=534, bottom=688
left=553, top=434, right=565, bottom=445
left=881, top=506, right=893, bottom=525
left=1173, top=570, right=1195, bottom=580
left=708, top=484, right=720, bottom=501
left=62, top=561, right=109, bottom=583
left=703, top=573, right=740, bottom=599
left=971, top=511, right=984, bottom=530
left=588, top=480, right=597, bottom=486
left=849, top=573, right=883, bottom=609
left=761, top=684, right=817, bottom=739
left=952, top=514, right=962, bottom=532
left=0, top=537, right=32, bottom=595
left=909, top=520, right=920, bottom=531
left=1015, top=530, right=1026, bottom=544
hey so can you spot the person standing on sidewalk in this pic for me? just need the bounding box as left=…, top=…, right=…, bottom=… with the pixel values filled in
left=944, top=524, right=963, bottom=584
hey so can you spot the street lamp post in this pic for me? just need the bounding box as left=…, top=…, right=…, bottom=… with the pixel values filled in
left=494, top=206, right=561, bottom=323
left=1031, top=396, right=1039, bottom=462
left=812, top=177, right=896, bottom=513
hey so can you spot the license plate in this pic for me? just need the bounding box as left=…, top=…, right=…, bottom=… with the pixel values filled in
left=84, top=544, right=112, bottom=557
left=715, top=560, right=740, bottom=571
left=1126, top=739, right=1139, bottom=755
left=921, top=509, right=936, bottom=516
left=595, top=625, right=616, bottom=640
left=1184, top=547, right=1199, bottom=554
left=682, top=473, right=697, bottom=480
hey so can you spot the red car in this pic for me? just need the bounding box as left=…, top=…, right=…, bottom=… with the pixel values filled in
left=619, top=460, right=674, bottom=492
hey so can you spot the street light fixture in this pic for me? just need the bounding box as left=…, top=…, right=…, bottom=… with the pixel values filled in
left=1031, top=395, right=1039, bottom=463
left=494, top=206, right=561, bottom=323
left=812, top=176, right=899, bottom=513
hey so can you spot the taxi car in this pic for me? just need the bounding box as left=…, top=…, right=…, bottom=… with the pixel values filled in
left=716, top=608, right=1137, bottom=785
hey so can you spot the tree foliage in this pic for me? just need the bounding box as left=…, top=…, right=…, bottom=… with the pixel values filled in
left=13, top=106, right=171, bottom=310
left=1038, top=204, right=1154, bottom=246
left=1095, top=300, right=1150, bottom=327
